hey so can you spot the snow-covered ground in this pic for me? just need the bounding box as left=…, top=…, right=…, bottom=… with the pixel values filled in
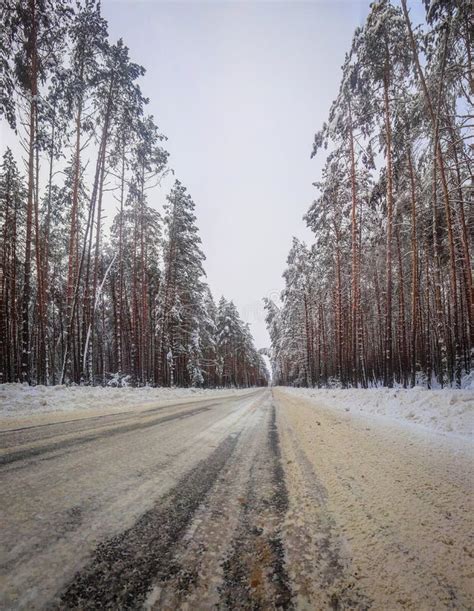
left=280, top=386, right=474, bottom=438
left=0, top=383, right=249, bottom=419
left=2, top=383, right=473, bottom=438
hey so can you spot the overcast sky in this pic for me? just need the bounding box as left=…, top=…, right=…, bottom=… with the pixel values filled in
left=99, top=0, right=380, bottom=349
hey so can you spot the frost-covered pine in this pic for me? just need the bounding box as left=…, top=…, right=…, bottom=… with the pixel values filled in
left=265, top=0, right=472, bottom=390
left=1, top=1, right=266, bottom=390
left=0, top=150, right=26, bottom=383
left=157, top=180, right=207, bottom=387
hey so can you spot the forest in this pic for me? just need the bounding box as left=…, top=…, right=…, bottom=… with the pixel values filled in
left=0, top=0, right=268, bottom=388
left=265, top=0, right=472, bottom=389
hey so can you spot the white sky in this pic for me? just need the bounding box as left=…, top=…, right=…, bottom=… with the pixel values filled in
left=1, top=0, right=424, bottom=350
left=100, top=0, right=375, bottom=349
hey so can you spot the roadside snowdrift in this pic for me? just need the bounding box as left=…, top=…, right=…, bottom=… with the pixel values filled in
left=280, top=386, right=473, bottom=437
left=0, top=384, right=247, bottom=418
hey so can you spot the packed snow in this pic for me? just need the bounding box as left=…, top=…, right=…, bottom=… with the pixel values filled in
left=2, top=383, right=473, bottom=438
left=275, top=388, right=473, bottom=609
left=280, top=386, right=474, bottom=438
left=0, top=384, right=249, bottom=419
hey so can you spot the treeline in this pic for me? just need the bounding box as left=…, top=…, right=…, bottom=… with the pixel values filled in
left=265, top=0, right=472, bottom=389
left=0, top=0, right=268, bottom=388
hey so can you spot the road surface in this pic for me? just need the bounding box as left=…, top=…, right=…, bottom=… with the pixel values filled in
left=1, top=388, right=472, bottom=609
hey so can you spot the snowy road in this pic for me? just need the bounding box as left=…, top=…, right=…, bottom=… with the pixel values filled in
left=1, top=389, right=472, bottom=609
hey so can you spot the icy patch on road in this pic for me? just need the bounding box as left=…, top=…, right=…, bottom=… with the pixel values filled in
left=0, top=384, right=250, bottom=418
left=280, top=386, right=473, bottom=437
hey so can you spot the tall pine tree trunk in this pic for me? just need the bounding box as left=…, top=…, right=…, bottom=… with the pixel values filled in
left=348, top=102, right=359, bottom=386
left=117, top=144, right=126, bottom=376
left=34, top=125, right=46, bottom=385
left=21, top=0, right=38, bottom=384
left=66, top=82, right=84, bottom=378
left=396, top=227, right=408, bottom=387
left=383, top=55, right=394, bottom=388
left=408, top=150, right=419, bottom=387
left=334, top=227, right=343, bottom=385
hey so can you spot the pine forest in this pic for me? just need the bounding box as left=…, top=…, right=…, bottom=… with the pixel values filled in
left=0, top=0, right=268, bottom=387
left=265, top=0, right=472, bottom=389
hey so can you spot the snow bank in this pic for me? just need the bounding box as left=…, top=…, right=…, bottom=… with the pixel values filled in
left=0, top=384, right=245, bottom=418
left=280, top=386, right=474, bottom=438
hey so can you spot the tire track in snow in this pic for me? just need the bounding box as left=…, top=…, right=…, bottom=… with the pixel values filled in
left=56, top=430, right=241, bottom=609
left=0, top=405, right=212, bottom=467
left=141, top=391, right=293, bottom=610
left=0, top=390, right=261, bottom=435
left=219, top=399, right=293, bottom=609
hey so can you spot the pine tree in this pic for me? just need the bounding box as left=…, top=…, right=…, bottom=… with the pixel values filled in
left=0, top=150, right=26, bottom=382
left=158, top=180, right=207, bottom=387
